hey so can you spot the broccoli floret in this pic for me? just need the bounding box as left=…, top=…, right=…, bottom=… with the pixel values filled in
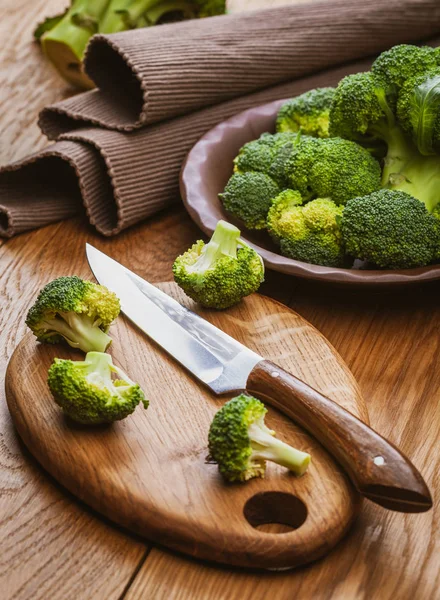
left=267, top=190, right=346, bottom=267
left=48, top=351, right=148, bottom=424
left=285, top=136, right=381, bottom=205
left=26, top=276, right=120, bottom=353
left=233, top=132, right=297, bottom=185
left=276, top=87, right=335, bottom=138
left=371, top=45, right=438, bottom=93
left=208, top=394, right=311, bottom=482
left=341, top=190, right=440, bottom=269
left=220, top=172, right=280, bottom=229
left=172, top=220, right=264, bottom=309
left=397, top=69, right=440, bottom=156
left=329, top=70, right=420, bottom=185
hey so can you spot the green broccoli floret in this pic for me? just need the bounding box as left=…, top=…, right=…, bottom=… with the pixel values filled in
left=329, top=70, right=422, bottom=186
left=233, top=132, right=297, bottom=186
left=371, top=45, right=438, bottom=94
left=172, top=220, right=264, bottom=309
left=276, top=87, right=335, bottom=138
left=341, top=190, right=440, bottom=269
left=219, top=172, right=280, bottom=229
left=26, top=276, right=120, bottom=353
left=48, top=351, right=148, bottom=424
left=397, top=69, right=440, bottom=156
left=208, top=394, right=311, bottom=482
left=285, top=136, right=381, bottom=205
left=267, top=190, right=346, bottom=267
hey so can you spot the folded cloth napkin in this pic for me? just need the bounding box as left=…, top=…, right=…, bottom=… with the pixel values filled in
left=1, top=0, right=440, bottom=238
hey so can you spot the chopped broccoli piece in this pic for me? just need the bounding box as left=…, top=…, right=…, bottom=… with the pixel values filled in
left=26, top=276, right=120, bottom=353
left=48, top=352, right=148, bottom=424
left=267, top=190, right=346, bottom=267
left=341, top=190, right=440, bottom=269
left=276, top=87, right=336, bottom=138
left=208, top=394, right=311, bottom=482
left=172, top=220, right=264, bottom=309
left=220, top=171, right=280, bottom=230
left=285, top=136, right=381, bottom=205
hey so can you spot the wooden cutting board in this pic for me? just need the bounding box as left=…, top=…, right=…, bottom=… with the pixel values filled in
left=5, top=282, right=368, bottom=570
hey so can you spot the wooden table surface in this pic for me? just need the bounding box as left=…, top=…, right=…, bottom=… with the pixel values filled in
left=1, top=2, right=439, bottom=599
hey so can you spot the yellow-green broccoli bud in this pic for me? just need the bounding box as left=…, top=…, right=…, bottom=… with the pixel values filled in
left=208, top=394, right=311, bottom=482
left=26, top=276, right=120, bottom=353
left=220, top=172, right=280, bottom=230
left=342, top=190, right=440, bottom=269
left=172, top=220, right=264, bottom=309
left=267, top=191, right=346, bottom=267
left=276, top=87, right=335, bottom=138
left=48, top=352, right=148, bottom=424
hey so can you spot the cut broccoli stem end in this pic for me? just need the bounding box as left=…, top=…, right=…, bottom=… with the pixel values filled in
left=190, top=220, right=240, bottom=274
left=43, top=313, right=112, bottom=353
left=248, top=421, right=311, bottom=476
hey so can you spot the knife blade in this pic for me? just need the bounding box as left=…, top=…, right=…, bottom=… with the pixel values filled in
left=86, top=244, right=432, bottom=514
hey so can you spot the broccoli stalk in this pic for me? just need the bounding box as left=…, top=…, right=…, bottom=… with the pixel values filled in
left=208, top=394, right=311, bottom=482
left=48, top=351, right=148, bottom=424
left=36, top=0, right=225, bottom=88
left=246, top=418, right=311, bottom=475
left=37, top=312, right=112, bottom=353
left=187, top=220, right=240, bottom=275
left=38, top=0, right=110, bottom=89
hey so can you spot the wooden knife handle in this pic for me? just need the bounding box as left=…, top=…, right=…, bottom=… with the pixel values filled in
left=246, top=360, right=432, bottom=513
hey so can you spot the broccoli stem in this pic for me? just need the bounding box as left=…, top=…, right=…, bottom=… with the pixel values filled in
left=41, top=0, right=111, bottom=88
left=190, top=220, right=240, bottom=274
left=100, top=0, right=162, bottom=32
left=42, top=313, right=112, bottom=353
left=248, top=421, right=311, bottom=476
left=388, top=154, right=440, bottom=213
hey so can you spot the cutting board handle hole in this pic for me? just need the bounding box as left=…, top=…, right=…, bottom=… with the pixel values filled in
left=243, top=491, right=307, bottom=534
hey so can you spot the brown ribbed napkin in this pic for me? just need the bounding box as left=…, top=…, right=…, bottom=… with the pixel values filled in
left=2, top=0, right=440, bottom=237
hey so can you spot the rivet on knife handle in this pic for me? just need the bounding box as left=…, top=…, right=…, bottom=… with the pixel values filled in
left=246, top=360, right=432, bottom=513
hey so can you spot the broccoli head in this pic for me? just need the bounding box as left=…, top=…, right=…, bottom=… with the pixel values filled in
left=233, top=132, right=297, bottom=186
left=267, top=190, right=346, bottom=267
left=219, top=171, right=280, bottom=229
left=371, top=44, right=438, bottom=93
left=48, top=351, right=148, bottom=424
left=208, top=394, right=311, bottom=482
left=285, top=136, right=381, bottom=205
left=26, top=276, right=120, bottom=353
left=341, top=189, right=440, bottom=269
left=276, top=87, right=335, bottom=138
left=172, top=220, right=264, bottom=309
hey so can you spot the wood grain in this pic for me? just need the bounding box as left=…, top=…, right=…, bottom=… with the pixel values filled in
left=1, top=0, right=439, bottom=597
left=6, top=283, right=365, bottom=569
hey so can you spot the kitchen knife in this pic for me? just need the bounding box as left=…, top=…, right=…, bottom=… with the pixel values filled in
left=86, top=244, right=432, bottom=513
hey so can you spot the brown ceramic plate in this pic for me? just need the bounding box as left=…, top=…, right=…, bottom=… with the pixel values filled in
left=180, top=99, right=440, bottom=286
